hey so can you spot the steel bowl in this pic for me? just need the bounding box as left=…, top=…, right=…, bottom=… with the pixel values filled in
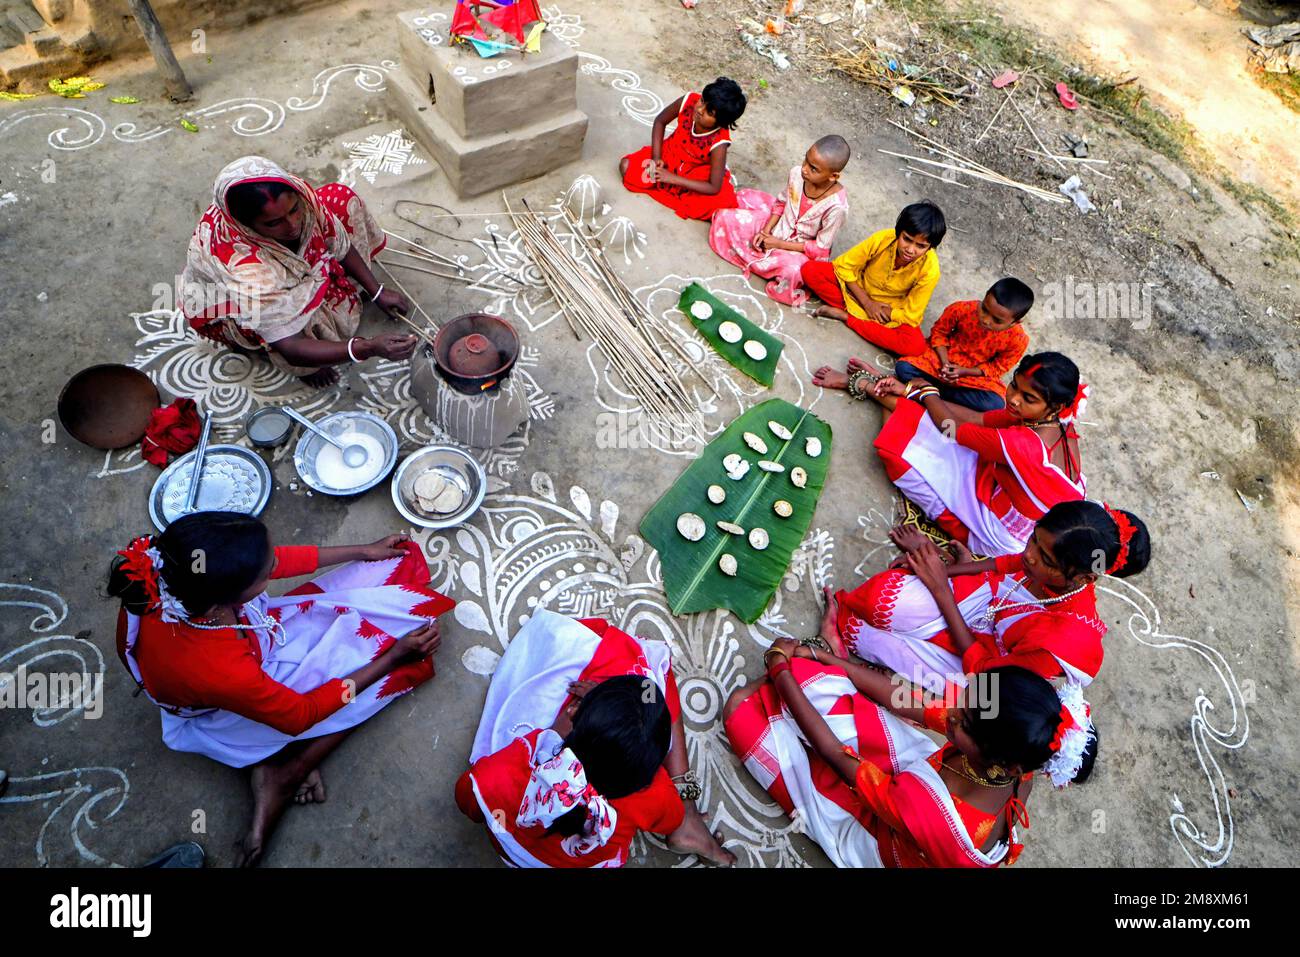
left=292, top=411, right=398, bottom=496
left=245, top=406, right=294, bottom=448
left=58, top=364, right=161, bottom=449
left=390, top=445, right=487, bottom=529
left=148, top=444, right=273, bottom=531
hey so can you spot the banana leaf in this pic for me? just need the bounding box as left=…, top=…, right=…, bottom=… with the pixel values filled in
left=678, top=282, right=782, bottom=387
left=640, top=398, right=831, bottom=623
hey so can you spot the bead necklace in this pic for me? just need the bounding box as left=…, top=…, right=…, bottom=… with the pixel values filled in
left=981, top=579, right=1088, bottom=634
left=186, top=603, right=286, bottom=646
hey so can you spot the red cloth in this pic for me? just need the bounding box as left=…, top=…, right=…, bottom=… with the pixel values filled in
left=123, top=545, right=363, bottom=737
left=621, top=92, right=736, bottom=221
left=901, top=300, right=1029, bottom=397
left=801, top=261, right=928, bottom=354
left=141, top=398, right=202, bottom=468
left=458, top=731, right=684, bottom=868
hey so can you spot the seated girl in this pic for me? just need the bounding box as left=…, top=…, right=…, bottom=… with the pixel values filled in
left=109, top=511, right=454, bottom=866
left=181, top=155, right=419, bottom=388
left=725, top=627, right=1097, bottom=867
left=832, top=501, right=1151, bottom=696
left=800, top=200, right=944, bottom=355
left=823, top=351, right=1088, bottom=556
left=619, top=77, right=746, bottom=221
left=456, top=609, right=734, bottom=867
left=708, top=135, right=851, bottom=307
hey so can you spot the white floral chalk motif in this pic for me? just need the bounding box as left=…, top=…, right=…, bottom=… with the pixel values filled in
left=0, top=583, right=129, bottom=866
left=341, top=128, right=429, bottom=184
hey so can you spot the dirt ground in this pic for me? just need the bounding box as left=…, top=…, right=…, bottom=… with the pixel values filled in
left=0, top=0, right=1296, bottom=869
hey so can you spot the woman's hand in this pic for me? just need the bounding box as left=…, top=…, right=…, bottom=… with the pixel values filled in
left=766, top=637, right=801, bottom=671
left=395, top=620, right=441, bottom=659
left=903, top=543, right=950, bottom=592
left=375, top=288, right=411, bottom=319
left=873, top=375, right=906, bottom=398
left=566, top=679, right=600, bottom=700
left=356, top=534, right=411, bottom=561
left=752, top=231, right=769, bottom=252
left=948, top=539, right=976, bottom=565
left=365, top=333, right=419, bottom=361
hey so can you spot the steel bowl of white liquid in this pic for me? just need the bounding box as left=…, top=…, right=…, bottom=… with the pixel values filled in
left=293, top=411, right=398, bottom=496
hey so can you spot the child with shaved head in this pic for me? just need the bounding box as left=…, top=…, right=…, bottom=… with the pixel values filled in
left=709, top=135, right=851, bottom=307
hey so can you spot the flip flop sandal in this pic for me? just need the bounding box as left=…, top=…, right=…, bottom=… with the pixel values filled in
left=1055, top=82, right=1079, bottom=110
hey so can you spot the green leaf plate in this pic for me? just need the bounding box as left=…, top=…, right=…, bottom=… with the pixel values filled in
left=678, top=282, right=783, bottom=387
left=640, top=397, right=831, bottom=623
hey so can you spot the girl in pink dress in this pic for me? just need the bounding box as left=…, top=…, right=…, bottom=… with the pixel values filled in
left=709, top=136, right=851, bottom=307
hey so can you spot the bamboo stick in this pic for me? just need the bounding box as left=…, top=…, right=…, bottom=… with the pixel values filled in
left=372, top=260, right=440, bottom=328
left=377, top=257, right=515, bottom=293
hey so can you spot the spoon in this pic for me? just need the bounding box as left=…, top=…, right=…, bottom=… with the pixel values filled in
left=183, top=413, right=213, bottom=513
left=283, top=408, right=368, bottom=468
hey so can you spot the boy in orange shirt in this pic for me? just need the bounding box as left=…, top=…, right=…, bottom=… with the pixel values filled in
left=889, top=277, right=1032, bottom=411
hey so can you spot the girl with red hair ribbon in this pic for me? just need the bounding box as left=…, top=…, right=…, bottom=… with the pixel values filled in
left=871, top=351, right=1091, bottom=557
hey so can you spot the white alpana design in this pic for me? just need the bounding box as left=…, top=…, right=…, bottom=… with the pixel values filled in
left=0, top=583, right=130, bottom=867
left=412, top=469, right=834, bottom=867
left=0, top=63, right=394, bottom=151
left=341, top=129, right=428, bottom=184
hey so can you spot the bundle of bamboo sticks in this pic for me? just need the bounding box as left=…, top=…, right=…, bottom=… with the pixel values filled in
left=503, top=193, right=709, bottom=444
left=880, top=120, right=1068, bottom=204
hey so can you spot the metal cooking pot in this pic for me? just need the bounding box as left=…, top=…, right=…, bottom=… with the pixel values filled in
left=432, top=313, right=520, bottom=394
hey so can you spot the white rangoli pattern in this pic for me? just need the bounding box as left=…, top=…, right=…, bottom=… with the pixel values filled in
left=0, top=583, right=130, bottom=867
left=341, top=129, right=429, bottom=184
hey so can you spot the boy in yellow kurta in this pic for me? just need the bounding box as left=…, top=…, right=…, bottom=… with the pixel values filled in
left=800, top=201, right=945, bottom=355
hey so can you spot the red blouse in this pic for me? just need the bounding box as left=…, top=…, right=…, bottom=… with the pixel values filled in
left=121, top=545, right=352, bottom=736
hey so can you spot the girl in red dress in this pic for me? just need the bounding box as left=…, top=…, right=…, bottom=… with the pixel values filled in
left=456, top=610, right=734, bottom=867
left=836, top=351, right=1090, bottom=556
left=109, top=511, right=454, bottom=866
left=725, top=638, right=1097, bottom=867
left=832, top=500, right=1152, bottom=695
left=619, top=77, right=746, bottom=220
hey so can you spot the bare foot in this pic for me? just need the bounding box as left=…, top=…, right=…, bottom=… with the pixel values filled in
left=666, top=806, right=736, bottom=867
left=819, top=586, right=848, bottom=658
left=811, top=365, right=850, bottom=390
left=298, top=367, right=340, bottom=389
left=846, top=356, right=883, bottom=377
left=294, top=768, right=326, bottom=805
left=233, top=761, right=297, bottom=867
left=812, top=306, right=849, bottom=322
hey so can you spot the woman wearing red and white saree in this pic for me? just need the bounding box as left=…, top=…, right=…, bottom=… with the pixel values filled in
left=724, top=628, right=1096, bottom=868
left=109, top=511, right=455, bottom=866
left=869, top=351, right=1089, bottom=557
left=455, top=609, right=734, bottom=867
left=835, top=500, right=1151, bottom=695
left=180, top=155, right=418, bottom=387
